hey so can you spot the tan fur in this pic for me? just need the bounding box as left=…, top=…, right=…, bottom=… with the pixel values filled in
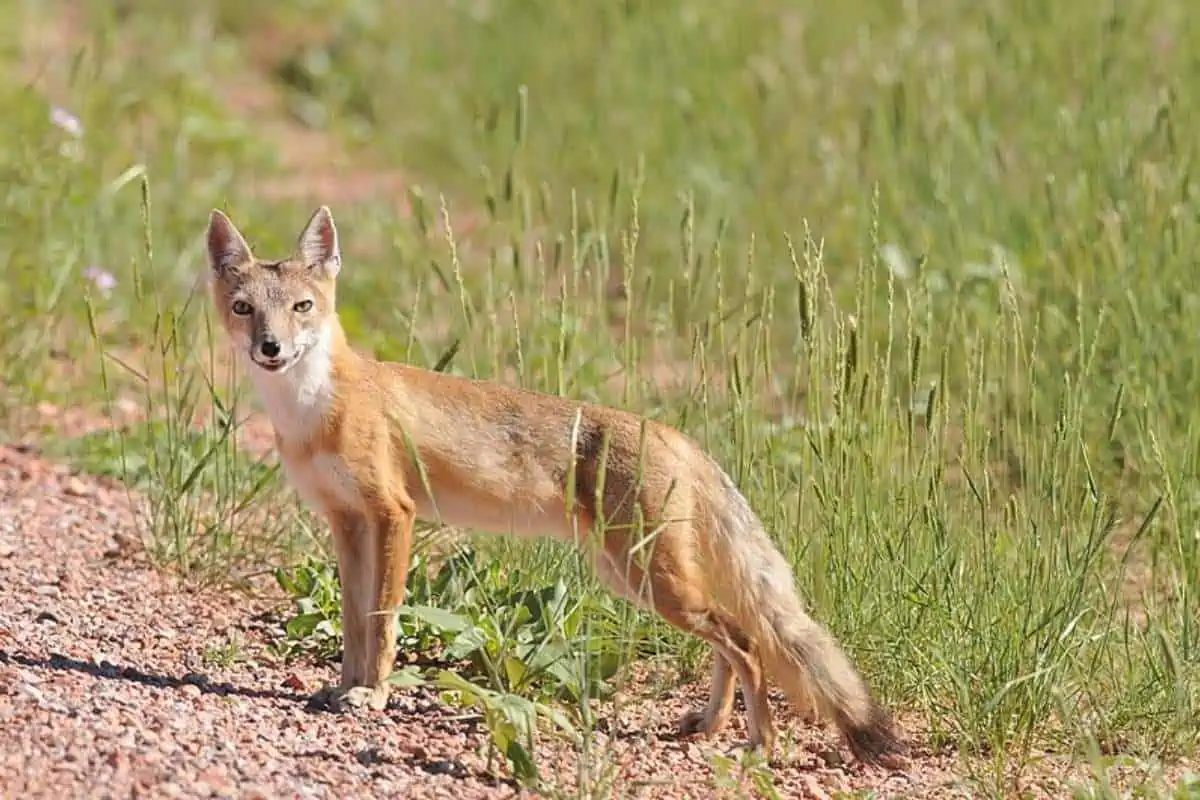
left=205, top=206, right=907, bottom=765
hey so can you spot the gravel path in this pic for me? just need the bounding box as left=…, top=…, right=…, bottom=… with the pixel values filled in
left=5, top=439, right=1185, bottom=799
left=0, top=443, right=534, bottom=799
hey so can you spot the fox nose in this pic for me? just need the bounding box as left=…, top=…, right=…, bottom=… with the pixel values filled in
left=260, top=338, right=281, bottom=358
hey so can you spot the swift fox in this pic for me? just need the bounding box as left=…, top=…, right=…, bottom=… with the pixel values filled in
left=205, top=206, right=905, bottom=765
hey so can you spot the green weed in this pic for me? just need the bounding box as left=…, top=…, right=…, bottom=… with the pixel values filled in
left=297, top=546, right=644, bottom=700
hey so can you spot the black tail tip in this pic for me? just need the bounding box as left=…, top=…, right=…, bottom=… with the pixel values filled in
left=839, top=701, right=909, bottom=768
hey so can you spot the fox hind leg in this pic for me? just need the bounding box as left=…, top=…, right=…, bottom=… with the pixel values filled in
left=596, top=525, right=774, bottom=752
left=594, top=546, right=735, bottom=735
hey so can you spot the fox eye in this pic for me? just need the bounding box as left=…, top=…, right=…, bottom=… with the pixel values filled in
left=231, top=300, right=253, bottom=316
left=293, top=299, right=314, bottom=313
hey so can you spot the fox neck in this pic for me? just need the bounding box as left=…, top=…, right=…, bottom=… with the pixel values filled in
left=246, top=317, right=348, bottom=444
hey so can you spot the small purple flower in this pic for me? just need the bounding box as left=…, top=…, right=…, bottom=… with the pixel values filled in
left=84, top=265, right=117, bottom=296
left=50, top=106, right=83, bottom=138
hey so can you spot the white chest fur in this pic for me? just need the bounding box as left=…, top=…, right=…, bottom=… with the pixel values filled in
left=247, top=330, right=334, bottom=443
left=244, top=325, right=364, bottom=517
left=279, top=451, right=365, bottom=519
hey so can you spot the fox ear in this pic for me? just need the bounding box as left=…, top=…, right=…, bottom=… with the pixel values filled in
left=207, top=209, right=252, bottom=276
left=296, top=206, right=341, bottom=279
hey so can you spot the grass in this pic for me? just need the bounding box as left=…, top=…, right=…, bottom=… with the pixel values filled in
left=4, top=0, right=1200, bottom=795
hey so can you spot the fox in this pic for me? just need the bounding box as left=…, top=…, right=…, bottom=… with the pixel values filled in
left=204, top=205, right=906, bottom=766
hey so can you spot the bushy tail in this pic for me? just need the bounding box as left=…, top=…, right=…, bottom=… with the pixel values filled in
left=706, top=467, right=906, bottom=765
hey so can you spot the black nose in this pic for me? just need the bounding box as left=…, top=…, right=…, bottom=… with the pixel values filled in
left=260, top=339, right=281, bottom=358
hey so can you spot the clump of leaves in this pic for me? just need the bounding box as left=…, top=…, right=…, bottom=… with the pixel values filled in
left=274, top=544, right=634, bottom=787
left=711, top=749, right=783, bottom=800
left=275, top=545, right=630, bottom=702
left=431, top=668, right=578, bottom=787
left=398, top=548, right=630, bottom=704
left=273, top=556, right=344, bottom=658
left=272, top=548, right=470, bottom=660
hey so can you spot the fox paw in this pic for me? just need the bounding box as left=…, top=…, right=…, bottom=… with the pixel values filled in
left=308, top=684, right=389, bottom=713
left=746, top=728, right=776, bottom=757
left=678, top=709, right=728, bottom=736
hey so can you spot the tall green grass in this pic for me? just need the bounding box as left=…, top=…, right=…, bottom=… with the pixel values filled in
left=2, top=0, right=1199, bottom=796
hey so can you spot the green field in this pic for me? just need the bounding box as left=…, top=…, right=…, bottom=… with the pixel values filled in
left=4, top=0, right=1200, bottom=796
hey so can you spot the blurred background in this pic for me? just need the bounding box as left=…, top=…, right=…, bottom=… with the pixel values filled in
left=3, top=0, right=1200, bottom=790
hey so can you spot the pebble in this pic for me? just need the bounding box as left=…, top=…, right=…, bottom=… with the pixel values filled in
left=802, top=775, right=832, bottom=800
left=63, top=476, right=94, bottom=498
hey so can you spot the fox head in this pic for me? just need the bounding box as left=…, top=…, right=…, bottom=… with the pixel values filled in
left=206, top=206, right=341, bottom=374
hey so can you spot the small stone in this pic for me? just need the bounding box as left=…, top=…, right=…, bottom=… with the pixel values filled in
left=63, top=476, right=94, bottom=497
left=18, top=682, right=46, bottom=704
left=424, top=759, right=463, bottom=777
left=104, top=532, right=140, bottom=559
left=817, top=747, right=844, bottom=768
left=196, top=766, right=233, bottom=793
left=355, top=746, right=390, bottom=765
left=802, top=775, right=832, bottom=800
left=281, top=673, right=306, bottom=691
left=179, top=683, right=202, bottom=698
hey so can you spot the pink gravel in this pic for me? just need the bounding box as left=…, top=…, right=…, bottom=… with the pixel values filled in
left=0, top=443, right=533, bottom=799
